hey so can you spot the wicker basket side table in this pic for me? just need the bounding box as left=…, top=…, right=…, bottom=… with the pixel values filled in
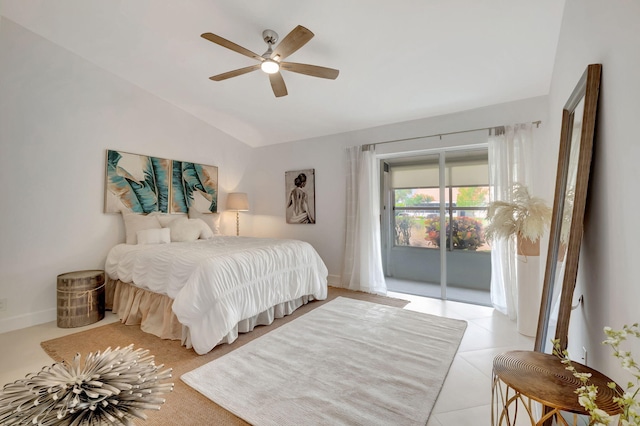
left=56, top=269, right=105, bottom=328
left=492, top=350, right=622, bottom=426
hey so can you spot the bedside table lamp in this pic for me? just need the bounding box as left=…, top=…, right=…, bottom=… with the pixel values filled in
left=227, top=192, right=249, bottom=236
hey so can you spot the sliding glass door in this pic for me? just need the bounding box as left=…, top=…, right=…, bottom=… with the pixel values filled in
left=382, top=148, right=491, bottom=305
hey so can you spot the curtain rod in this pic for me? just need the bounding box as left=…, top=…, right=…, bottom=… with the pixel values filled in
left=367, top=120, right=541, bottom=148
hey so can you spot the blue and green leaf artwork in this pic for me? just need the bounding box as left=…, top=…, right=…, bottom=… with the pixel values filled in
left=145, top=157, right=170, bottom=213
left=105, top=150, right=171, bottom=213
left=171, top=161, right=218, bottom=213
left=104, top=149, right=218, bottom=214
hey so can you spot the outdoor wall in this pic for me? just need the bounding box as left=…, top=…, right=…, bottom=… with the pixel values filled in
left=540, top=0, right=640, bottom=382
left=387, top=247, right=491, bottom=291
left=0, top=18, right=253, bottom=333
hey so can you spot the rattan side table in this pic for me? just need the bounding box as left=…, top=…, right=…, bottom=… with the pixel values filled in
left=492, top=350, right=622, bottom=425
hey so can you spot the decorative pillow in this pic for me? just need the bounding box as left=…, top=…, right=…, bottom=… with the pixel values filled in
left=121, top=211, right=162, bottom=245
left=188, top=207, right=221, bottom=235
left=168, top=217, right=213, bottom=242
left=148, top=212, right=185, bottom=227
left=197, top=220, right=215, bottom=239
left=136, top=228, right=171, bottom=245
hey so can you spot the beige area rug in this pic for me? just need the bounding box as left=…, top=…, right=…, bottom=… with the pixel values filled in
left=182, top=297, right=467, bottom=426
left=40, top=287, right=409, bottom=425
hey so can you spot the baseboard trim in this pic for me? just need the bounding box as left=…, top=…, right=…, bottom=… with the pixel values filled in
left=327, top=274, right=341, bottom=287
left=0, top=308, right=56, bottom=334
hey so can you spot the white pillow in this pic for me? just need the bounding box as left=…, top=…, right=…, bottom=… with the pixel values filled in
left=121, top=211, right=162, bottom=245
left=148, top=212, right=185, bottom=227
left=188, top=207, right=221, bottom=234
left=136, top=228, right=171, bottom=245
left=168, top=217, right=213, bottom=242
left=198, top=220, right=215, bottom=239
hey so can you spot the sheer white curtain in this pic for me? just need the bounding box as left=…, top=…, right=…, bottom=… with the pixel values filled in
left=341, top=145, right=387, bottom=295
left=488, top=123, right=533, bottom=319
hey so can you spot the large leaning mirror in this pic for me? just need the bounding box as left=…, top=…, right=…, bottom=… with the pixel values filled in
left=534, top=64, right=602, bottom=353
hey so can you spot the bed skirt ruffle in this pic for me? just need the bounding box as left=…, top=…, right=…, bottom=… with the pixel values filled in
left=105, top=279, right=314, bottom=351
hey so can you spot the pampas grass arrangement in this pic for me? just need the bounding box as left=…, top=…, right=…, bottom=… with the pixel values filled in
left=0, top=345, right=173, bottom=426
left=485, top=183, right=551, bottom=243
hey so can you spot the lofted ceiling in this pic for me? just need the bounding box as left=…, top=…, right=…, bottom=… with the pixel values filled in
left=0, top=1, right=565, bottom=147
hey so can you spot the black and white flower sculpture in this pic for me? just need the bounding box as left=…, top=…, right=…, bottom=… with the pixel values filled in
left=0, top=345, right=173, bottom=425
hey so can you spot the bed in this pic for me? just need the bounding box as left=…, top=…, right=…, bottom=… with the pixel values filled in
left=105, top=234, right=328, bottom=355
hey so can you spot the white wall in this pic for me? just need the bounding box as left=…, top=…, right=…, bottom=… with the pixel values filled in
left=0, top=15, right=553, bottom=339
left=247, top=96, right=549, bottom=285
left=540, top=0, right=640, bottom=382
left=0, top=18, right=253, bottom=333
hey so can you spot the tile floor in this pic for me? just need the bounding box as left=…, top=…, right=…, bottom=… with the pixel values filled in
left=388, top=291, right=535, bottom=425
left=0, top=292, right=534, bottom=425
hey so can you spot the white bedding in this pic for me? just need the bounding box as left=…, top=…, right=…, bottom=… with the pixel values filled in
left=105, top=236, right=328, bottom=354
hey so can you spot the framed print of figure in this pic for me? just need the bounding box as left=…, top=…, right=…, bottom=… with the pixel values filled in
left=285, top=169, right=315, bottom=224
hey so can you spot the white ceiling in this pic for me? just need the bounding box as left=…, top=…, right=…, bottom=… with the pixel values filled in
left=1, top=1, right=565, bottom=147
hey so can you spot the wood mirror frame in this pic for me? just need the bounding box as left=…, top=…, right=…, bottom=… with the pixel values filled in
left=534, top=64, right=602, bottom=353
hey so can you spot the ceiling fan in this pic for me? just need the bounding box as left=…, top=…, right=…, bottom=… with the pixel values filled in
left=201, top=25, right=339, bottom=98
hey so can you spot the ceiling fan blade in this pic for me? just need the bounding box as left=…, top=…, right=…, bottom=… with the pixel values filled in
left=201, top=32, right=263, bottom=61
left=209, top=64, right=261, bottom=81
left=280, top=62, right=339, bottom=80
left=269, top=72, right=288, bottom=97
left=271, top=25, right=314, bottom=61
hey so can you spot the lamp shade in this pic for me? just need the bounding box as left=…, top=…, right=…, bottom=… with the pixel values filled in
left=226, top=192, right=249, bottom=211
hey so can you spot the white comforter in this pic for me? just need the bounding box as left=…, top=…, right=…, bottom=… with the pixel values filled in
left=105, top=236, right=328, bottom=354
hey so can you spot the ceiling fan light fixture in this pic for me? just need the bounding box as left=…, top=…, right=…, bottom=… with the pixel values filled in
left=202, top=25, right=339, bottom=97
left=261, top=59, right=280, bottom=74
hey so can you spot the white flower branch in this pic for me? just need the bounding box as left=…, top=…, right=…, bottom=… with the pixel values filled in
left=553, top=324, right=640, bottom=426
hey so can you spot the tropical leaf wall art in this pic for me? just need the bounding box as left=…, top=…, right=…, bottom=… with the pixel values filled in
left=105, top=150, right=170, bottom=213
left=146, top=157, right=171, bottom=213
left=171, top=161, right=218, bottom=213
left=171, top=161, right=188, bottom=213
left=104, top=150, right=217, bottom=214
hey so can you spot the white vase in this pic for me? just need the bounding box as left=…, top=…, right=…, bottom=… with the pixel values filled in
left=516, top=235, right=542, bottom=337
left=516, top=254, right=542, bottom=336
